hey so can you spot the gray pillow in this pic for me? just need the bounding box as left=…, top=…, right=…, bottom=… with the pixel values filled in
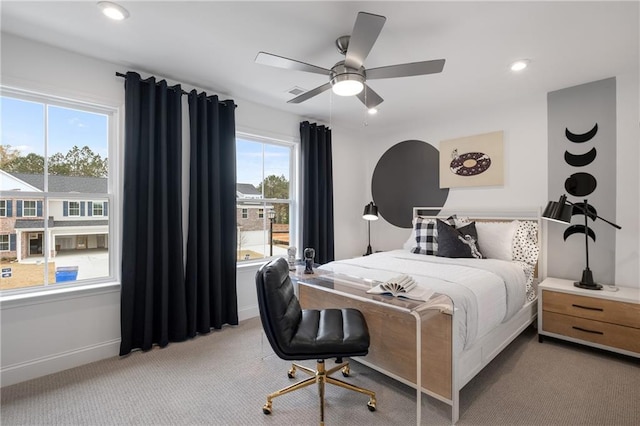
left=436, top=219, right=483, bottom=259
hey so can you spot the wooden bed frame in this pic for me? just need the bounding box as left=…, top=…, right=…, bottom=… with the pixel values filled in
left=299, top=208, right=542, bottom=424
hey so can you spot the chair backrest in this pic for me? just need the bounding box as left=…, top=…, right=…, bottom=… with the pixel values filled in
left=256, top=257, right=302, bottom=359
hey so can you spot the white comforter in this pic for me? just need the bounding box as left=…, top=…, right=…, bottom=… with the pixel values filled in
left=318, top=250, right=527, bottom=349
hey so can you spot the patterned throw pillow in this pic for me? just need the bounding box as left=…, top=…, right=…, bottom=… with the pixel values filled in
left=512, top=221, right=540, bottom=302
left=410, top=215, right=457, bottom=255
left=512, top=221, right=540, bottom=266
left=436, top=219, right=484, bottom=259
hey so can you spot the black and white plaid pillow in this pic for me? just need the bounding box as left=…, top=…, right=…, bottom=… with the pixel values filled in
left=411, top=215, right=457, bottom=255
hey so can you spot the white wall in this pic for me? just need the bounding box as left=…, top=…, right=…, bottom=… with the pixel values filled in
left=362, top=75, right=639, bottom=288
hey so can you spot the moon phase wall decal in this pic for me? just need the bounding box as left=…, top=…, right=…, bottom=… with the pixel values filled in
left=564, top=172, right=598, bottom=197
left=547, top=78, right=616, bottom=284
left=564, top=224, right=596, bottom=242
left=371, top=140, right=449, bottom=228
left=565, top=123, right=598, bottom=143
left=572, top=202, right=597, bottom=220
left=564, top=147, right=597, bottom=167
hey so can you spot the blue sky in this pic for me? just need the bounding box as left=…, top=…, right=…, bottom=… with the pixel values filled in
left=1, top=96, right=108, bottom=158
left=2, top=96, right=288, bottom=188
left=236, top=138, right=290, bottom=187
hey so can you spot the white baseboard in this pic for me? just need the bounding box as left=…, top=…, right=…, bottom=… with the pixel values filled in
left=1, top=339, right=120, bottom=387
left=238, top=305, right=259, bottom=322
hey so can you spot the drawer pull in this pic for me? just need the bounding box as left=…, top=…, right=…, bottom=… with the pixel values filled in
left=572, top=326, right=603, bottom=335
left=571, top=304, right=603, bottom=312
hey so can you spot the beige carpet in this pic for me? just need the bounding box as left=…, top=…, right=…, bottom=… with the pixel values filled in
left=1, top=317, right=638, bottom=425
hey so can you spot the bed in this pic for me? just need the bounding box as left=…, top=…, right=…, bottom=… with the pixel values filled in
left=297, top=208, right=542, bottom=424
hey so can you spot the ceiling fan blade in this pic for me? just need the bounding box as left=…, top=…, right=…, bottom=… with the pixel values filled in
left=367, top=59, right=446, bottom=80
left=356, top=84, right=384, bottom=109
left=255, top=52, right=330, bottom=76
left=344, top=12, right=386, bottom=69
left=287, top=82, right=332, bottom=104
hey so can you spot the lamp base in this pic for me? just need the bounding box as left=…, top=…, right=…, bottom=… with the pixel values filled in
left=573, top=268, right=602, bottom=290
left=574, top=281, right=603, bottom=290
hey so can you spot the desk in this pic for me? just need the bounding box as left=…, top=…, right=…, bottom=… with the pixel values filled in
left=295, top=272, right=454, bottom=425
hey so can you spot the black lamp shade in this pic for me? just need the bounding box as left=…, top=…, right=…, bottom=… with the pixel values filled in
left=542, top=195, right=572, bottom=224
left=362, top=202, right=379, bottom=221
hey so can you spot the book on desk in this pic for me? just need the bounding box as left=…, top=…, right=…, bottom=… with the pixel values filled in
left=366, top=274, right=434, bottom=301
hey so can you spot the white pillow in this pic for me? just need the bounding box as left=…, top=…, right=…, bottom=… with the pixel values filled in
left=475, top=220, right=520, bottom=261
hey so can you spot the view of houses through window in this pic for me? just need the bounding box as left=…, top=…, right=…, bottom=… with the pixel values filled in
left=236, top=135, right=294, bottom=262
left=1, top=92, right=113, bottom=292
left=0, top=92, right=295, bottom=293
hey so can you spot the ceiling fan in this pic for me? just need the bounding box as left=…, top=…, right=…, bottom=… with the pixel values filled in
left=255, top=11, right=445, bottom=109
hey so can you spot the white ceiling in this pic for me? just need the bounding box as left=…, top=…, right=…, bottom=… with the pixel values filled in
left=1, top=1, right=638, bottom=132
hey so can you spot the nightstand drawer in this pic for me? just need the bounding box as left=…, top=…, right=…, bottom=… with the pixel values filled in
left=542, top=290, right=640, bottom=328
left=543, top=311, right=640, bottom=353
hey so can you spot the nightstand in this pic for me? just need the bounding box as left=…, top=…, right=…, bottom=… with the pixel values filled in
left=538, top=277, right=640, bottom=357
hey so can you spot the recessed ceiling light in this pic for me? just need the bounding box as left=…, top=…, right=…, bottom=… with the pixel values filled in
left=98, top=1, right=130, bottom=21
left=368, top=108, right=378, bottom=115
left=510, top=59, right=530, bottom=72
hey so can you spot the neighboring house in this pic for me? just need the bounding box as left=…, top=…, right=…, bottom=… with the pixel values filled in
left=236, top=183, right=272, bottom=232
left=0, top=171, right=108, bottom=261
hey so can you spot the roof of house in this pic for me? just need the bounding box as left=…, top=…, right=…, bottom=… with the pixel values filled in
left=8, top=173, right=107, bottom=193
left=237, top=183, right=260, bottom=196
left=14, top=218, right=108, bottom=229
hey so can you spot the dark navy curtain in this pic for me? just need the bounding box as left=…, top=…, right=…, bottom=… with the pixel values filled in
left=300, top=121, right=335, bottom=265
left=185, top=90, right=238, bottom=334
left=120, top=72, right=186, bottom=355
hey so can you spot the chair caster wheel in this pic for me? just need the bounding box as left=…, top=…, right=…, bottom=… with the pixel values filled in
left=341, top=365, right=350, bottom=377
left=367, top=401, right=376, bottom=412
left=262, top=405, right=272, bottom=415
left=287, top=366, right=296, bottom=378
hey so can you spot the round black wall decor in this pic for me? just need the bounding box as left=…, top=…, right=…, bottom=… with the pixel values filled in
left=371, top=140, right=449, bottom=228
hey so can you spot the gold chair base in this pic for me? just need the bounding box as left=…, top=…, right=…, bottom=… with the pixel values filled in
left=262, top=359, right=376, bottom=424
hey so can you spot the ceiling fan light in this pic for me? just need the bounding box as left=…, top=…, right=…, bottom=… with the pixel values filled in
left=331, top=74, right=364, bottom=96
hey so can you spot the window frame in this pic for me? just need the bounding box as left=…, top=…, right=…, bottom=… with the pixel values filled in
left=68, top=201, right=81, bottom=217
left=92, top=201, right=105, bottom=217
left=235, top=131, right=299, bottom=264
left=22, top=200, right=37, bottom=217
left=0, top=234, right=8, bottom=251
left=0, top=200, right=6, bottom=217
left=0, top=87, right=120, bottom=296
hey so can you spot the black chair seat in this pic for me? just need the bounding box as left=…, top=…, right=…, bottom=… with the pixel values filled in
left=288, top=308, right=369, bottom=358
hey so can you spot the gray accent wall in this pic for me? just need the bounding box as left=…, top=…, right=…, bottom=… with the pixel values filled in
left=547, top=78, right=617, bottom=285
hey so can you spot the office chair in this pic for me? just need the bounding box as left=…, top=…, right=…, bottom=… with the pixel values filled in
left=256, top=257, right=376, bottom=424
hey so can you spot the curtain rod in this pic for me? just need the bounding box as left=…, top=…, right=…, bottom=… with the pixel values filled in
left=115, top=72, right=237, bottom=107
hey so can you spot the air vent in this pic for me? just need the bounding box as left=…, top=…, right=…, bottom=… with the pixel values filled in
left=287, top=86, right=306, bottom=96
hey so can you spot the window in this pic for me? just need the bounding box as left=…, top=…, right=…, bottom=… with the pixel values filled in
left=0, top=89, right=117, bottom=293
left=92, top=201, right=105, bottom=217
left=22, top=200, right=37, bottom=217
left=236, top=133, right=297, bottom=262
left=68, top=201, right=81, bottom=217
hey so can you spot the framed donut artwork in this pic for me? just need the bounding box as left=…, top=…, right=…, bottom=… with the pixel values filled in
left=439, top=130, right=504, bottom=188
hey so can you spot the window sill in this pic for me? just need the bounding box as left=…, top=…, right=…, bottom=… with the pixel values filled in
left=0, top=281, right=121, bottom=309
